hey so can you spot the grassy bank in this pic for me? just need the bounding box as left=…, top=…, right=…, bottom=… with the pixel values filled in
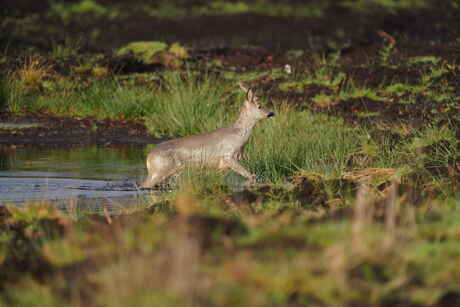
left=2, top=52, right=459, bottom=188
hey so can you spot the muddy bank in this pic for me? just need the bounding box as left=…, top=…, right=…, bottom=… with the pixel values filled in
left=0, top=112, right=162, bottom=146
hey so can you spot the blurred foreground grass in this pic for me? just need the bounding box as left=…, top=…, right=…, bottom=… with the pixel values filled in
left=1, top=180, right=460, bottom=307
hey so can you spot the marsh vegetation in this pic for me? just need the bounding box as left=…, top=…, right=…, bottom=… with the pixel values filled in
left=2, top=0, right=460, bottom=306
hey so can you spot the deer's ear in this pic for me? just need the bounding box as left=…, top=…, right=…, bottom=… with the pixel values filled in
left=239, top=82, right=255, bottom=102
left=239, top=82, right=249, bottom=92
left=247, top=88, right=256, bottom=102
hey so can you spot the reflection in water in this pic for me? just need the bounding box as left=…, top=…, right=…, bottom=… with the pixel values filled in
left=0, top=150, right=9, bottom=171
left=1, top=146, right=147, bottom=179
left=0, top=146, right=150, bottom=207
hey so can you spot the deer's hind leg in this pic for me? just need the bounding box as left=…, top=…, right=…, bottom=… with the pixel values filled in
left=140, top=153, right=179, bottom=188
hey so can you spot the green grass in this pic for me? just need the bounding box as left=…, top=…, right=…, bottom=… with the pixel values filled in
left=245, top=104, right=364, bottom=182
left=144, top=71, right=239, bottom=137
left=1, top=71, right=154, bottom=118
left=58, top=81, right=152, bottom=118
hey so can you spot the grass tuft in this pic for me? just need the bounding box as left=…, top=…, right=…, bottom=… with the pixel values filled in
left=245, top=103, right=364, bottom=182
left=144, top=72, right=238, bottom=137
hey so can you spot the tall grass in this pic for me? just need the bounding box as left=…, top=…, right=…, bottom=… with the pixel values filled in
left=4, top=68, right=240, bottom=126
left=1, top=70, right=157, bottom=118
left=144, top=71, right=238, bottom=137
left=245, top=103, right=364, bottom=182
left=0, top=76, right=33, bottom=113
left=34, top=79, right=155, bottom=119
left=143, top=75, right=364, bottom=183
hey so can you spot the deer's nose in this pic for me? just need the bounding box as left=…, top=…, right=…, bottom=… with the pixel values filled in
left=267, top=112, right=275, bottom=118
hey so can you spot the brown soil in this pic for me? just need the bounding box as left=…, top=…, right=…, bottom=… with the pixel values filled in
left=2, top=1, right=460, bottom=145
left=0, top=112, right=162, bottom=146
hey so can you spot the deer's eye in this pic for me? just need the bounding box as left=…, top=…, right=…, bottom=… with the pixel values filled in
left=257, top=105, right=261, bottom=109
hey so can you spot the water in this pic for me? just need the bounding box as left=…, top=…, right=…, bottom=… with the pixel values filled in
left=0, top=145, right=150, bottom=211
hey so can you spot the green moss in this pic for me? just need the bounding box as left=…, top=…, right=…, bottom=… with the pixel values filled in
left=49, top=0, right=115, bottom=23
left=168, top=43, right=189, bottom=59
left=208, top=1, right=250, bottom=14
left=115, top=41, right=168, bottom=63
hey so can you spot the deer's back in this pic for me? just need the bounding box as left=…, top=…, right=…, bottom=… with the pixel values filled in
left=151, top=127, right=244, bottom=162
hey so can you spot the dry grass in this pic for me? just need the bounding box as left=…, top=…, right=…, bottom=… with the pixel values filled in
left=15, top=57, right=53, bottom=89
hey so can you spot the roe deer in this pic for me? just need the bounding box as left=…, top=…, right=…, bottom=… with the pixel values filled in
left=140, top=82, right=274, bottom=188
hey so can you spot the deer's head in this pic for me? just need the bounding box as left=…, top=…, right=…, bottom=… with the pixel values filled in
left=239, top=82, right=274, bottom=121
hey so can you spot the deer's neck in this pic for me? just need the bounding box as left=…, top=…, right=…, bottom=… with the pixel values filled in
left=231, top=112, right=257, bottom=143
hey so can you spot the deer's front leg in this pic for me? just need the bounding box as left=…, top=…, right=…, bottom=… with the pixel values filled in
left=225, top=159, right=256, bottom=185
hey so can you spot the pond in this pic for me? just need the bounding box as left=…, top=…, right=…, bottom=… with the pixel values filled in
left=0, top=146, right=151, bottom=213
